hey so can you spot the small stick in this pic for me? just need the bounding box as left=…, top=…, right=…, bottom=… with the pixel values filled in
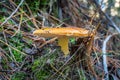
left=0, top=0, right=24, bottom=26
left=102, top=35, right=112, bottom=80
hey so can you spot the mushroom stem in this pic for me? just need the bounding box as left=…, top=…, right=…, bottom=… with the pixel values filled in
left=58, top=37, right=69, bottom=56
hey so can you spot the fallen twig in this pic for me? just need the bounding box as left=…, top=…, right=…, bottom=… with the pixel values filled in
left=0, top=0, right=24, bottom=26
left=102, top=35, right=112, bottom=80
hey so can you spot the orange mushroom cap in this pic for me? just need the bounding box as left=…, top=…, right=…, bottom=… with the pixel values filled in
left=33, top=27, right=92, bottom=38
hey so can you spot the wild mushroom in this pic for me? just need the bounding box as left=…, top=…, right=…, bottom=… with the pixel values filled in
left=33, top=27, right=93, bottom=56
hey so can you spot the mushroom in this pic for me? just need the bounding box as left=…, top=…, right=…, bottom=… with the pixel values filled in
left=33, top=27, right=93, bottom=56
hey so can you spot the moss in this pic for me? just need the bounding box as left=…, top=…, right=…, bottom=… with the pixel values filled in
left=11, top=72, right=26, bottom=80
left=34, top=69, right=50, bottom=80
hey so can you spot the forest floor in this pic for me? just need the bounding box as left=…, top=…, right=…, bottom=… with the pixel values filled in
left=0, top=0, right=120, bottom=80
